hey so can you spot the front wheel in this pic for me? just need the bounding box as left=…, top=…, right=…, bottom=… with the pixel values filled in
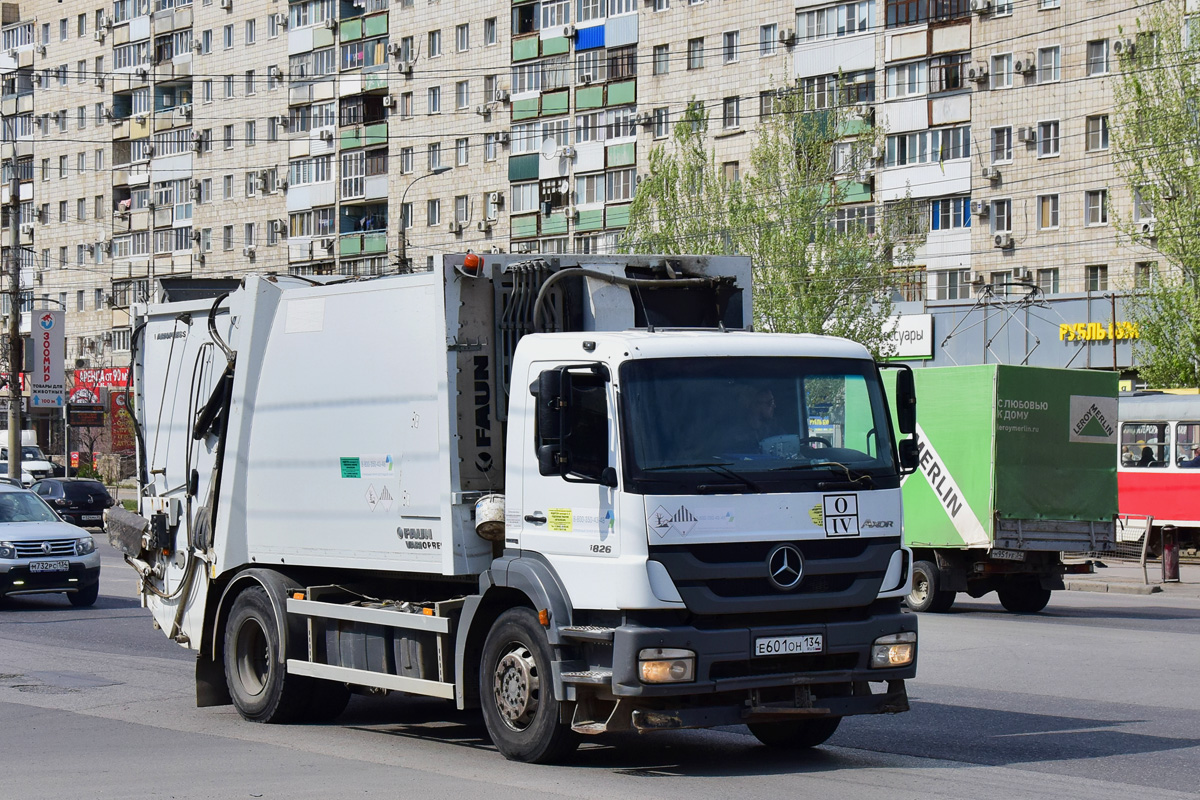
left=68, top=581, right=99, bottom=607
left=997, top=581, right=1052, bottom=613
left=906, top=560, right=955, bottom=613
left=224, top=585, right=312, bottom=723
left=479, top=608, right=578, bottom=763
left=748, top=716, right=841, bottom=748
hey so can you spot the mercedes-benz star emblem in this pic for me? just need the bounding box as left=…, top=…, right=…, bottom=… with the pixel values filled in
left=766, top=544, right=804, bottom=591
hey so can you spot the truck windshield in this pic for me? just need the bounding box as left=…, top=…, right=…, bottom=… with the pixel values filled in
left=620, top=357, right=899, bottom=494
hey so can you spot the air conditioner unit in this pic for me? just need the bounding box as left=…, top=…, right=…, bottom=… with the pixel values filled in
left=1017, top=127, right=1037, bottom=144
left=489, top=246, right=505, bottom=254
left=19, top=224, right=34, bottom=236
left=970, top=0, right=991, bottom=12
left=971, top=200, right=989, bottom=217
left=274, top=13, right=288, bottom=29
left=32, top=73, right=43, bottom=87
left=275, top=114, right=289, bottom=129
left=35, top=44, right=46, bottom=57
left=448, top=221, right=463, bottom=234
left=497, top=131, right=510, bottom=145
left=93, top=30, right=106, bottom=43
left=219, top=0, right=232, bottom=9
left=398, top=59, right=415, bottom=75
left=190, top=229, right=202, bottom=242
left=778, top=28, right=796, bottom=46
left=560, top=25, right=575, bottom=38
left=968, top=63, right=989, bottom=82
left=271, top=219, right=286, bottom=234
left=144, top=144, right=155, bottom=157
left=35, top=207, right=45, bottom=223
left=388, top=42, right=404, bottom=57
left=577, top=73, right=593, bottom=86
left=243, top=245, right=257, bottom=257
left=101, top=242, right=111, bottom=255
left=382, top=95, right=396, bottom=108
left=134, top=67, right=149, bottom=80
left=556, top=146, right=576, bottom=159
left=493, top=89, right=510, bottom=103
left=488, top=191, right=504, bottom=208
left=634, top=111, right=653, bottom=126
left=100, top=15, right=112, bottom=30
left=565, top=206, right=579, bottom=221
left=1016, top=268, right=1033, bottom=282
left=476, top=220, right=493, bottom=232
left=982, top=166, right=1001, bottom=182
left=1113, top=38, right=1135, bottom=55
left=1015, top=55, right=1036, bottom=74
left=322, top=18, right=338, bottom=31
left=268, top=65, right=281, bottom=78
left=93, top=76, right=104, bottom=87
left=1140, top=220, right=1157, bottom=238
left=179, top=104, right=192, bottom=118
left=475, top=105, right=492, bottom=116
left=993, top=233, right=1014, bottom=249
left=319, top=129, right=334, bottom=141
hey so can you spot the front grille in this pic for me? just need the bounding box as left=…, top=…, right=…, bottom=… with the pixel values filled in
left=709, top=653, right=859, bottom=680
left=649, top=537, right=899, bottom=615
left=13, top=539, right=77, bottom=558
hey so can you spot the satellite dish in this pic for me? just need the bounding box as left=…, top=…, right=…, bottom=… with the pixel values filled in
left=540, top=138, right=558, bottom=159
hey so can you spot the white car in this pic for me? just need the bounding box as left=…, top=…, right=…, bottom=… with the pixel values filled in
left=0, top=463, right=35, bottom=488
left=0, top=445, right=54, bottom=484
left=0, top=484, right=100, bottom=607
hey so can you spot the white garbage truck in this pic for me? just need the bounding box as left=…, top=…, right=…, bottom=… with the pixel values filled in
left=108, top=254, right=920, bottom=763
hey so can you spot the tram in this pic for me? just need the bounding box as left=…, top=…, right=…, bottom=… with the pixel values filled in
left=1118, top=392, right=1200, bottom=551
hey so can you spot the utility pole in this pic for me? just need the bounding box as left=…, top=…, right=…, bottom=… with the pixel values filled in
left=6, top=175, right=22, bottom=479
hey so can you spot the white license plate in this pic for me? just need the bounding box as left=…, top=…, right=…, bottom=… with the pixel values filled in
left=30, top=560, right=69, bottom=573
left=991, top=548, right=1026, bottom=562
left=754, top=634, right=824, bottom=657
left=82, top=515, right=102, bottom=522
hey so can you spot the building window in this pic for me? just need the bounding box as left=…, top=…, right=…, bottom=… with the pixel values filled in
left=456, top=137, right=469, bottom=166
left=1037, top=46, right=1060, bottom=83
left=245, top=19, right=256, bottom=45
left=932, top=269, right=971, bottom=300
left=428, top=86, right=441, bottom=114
left=1037, top=268, right=1059, bottom=294
left=245, top=121, right=256, bottom=147
left=722, top=96, right=740, bottom=129
left=885, top=0, right=926, bottom=29
left=991, top=127, right=1012, bottom=163
left=427, top=199, right=440, bottom=226
left=722, top=30, right=739, bottom=64
left=990, top=54, right=1012, bottom=89
left=456, top=23, right=469, bottom=52
left=1086, top=265, right=1108, bottom=292
left=484, top=17, right=497, bottom=46
left=989, top=199, right=1011, bottom=233
left=1085, top=190, right=1108, bottom=225
left=1086, top=115, right=1109, bottom=151
left=223, top=24, right=233, bottom=49
left=1037, top=194, right=1059, bottom=229
left=886, top=61, right=926, bottom=99
left=223, top=225, right=233, bottom=250
left=760, top=24, right=777, bottom=56
left=929, top=197, right=970, bottom=231
left=428, top=30, right=441, bottom=58
left=1037, top=120, right=1059, bottom=157
left=428, top=142, right=441, bottom=169
left=1133, top=187, right=1154, bottom=222
left=606, top=167, right=636, bottom=201
left=929, top=53, right=967, bottom=94
left=400, top=147, right=414, bottom=173
left=652, top=44, right=669, bottom=75
left=1134, top=262, right=1157, bottom=289
left=608, top=46, right=636, bottom=79
left=1086, top=40, right=1109, bottom=75
left=224, top=75, right=234, bottom=98
left=245, top=70, right=255, bottom=95
left=653, top=106, right=669, bottom=138
left=687, top=37, right=704, bottom=70
left=456, top=81, right=470, bottom=110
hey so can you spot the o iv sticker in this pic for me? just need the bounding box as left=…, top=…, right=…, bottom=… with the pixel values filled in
left=822, top=494, right=860, bottom=537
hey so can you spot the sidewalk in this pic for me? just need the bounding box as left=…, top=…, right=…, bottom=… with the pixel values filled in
left=1063, top=558, right=1200, bottom=599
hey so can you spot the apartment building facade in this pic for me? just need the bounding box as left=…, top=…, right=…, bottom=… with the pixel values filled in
left=0, top=0, right=1158, bottom=401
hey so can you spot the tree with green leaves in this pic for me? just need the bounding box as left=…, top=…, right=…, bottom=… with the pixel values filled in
left=622, top=89, right=924, bottom=357
left=1110, top=2, right=1200, bottom=387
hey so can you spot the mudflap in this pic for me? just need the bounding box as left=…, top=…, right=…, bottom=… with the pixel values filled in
left=196, top=653, right=232, bottom=707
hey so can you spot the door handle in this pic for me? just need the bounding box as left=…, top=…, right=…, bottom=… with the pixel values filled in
left=524, top=514, right=547, bottom=524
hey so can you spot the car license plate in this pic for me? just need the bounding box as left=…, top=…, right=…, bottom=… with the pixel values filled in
left=82, top=515, right=102, bottom=522
left=754, top=634, right=823, bottom=657
left=991, top=548, right=1026, bottom=562
left=30, top=560, right=69, bottom=573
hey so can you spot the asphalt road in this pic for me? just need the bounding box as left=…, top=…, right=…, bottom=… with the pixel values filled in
left=1, top=539, right=1198, bottom=800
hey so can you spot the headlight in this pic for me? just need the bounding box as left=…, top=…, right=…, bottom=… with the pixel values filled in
left=76, top=536, right=96, bottom=556
left=0, top=541, right=14, bottom=559
left=870, top=632, right=916, bottom=668
left=638, top=647, right=696, bottom=683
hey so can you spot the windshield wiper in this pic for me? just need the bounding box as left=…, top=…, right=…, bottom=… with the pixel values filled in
left=778, top=460, right=876, bottom=488
left=642, top=462, right=765, bottom=492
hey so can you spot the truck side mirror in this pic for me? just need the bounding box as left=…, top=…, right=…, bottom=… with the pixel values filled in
left=534, top=371, right=563, bottom=442
left=898, top=437, right=919, bottom=473
left=531, top=366, right=612, bottom=484
left=894, top=368, right=916, bottom=435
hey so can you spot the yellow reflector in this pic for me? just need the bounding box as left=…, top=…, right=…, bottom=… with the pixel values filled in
left=538, top=608, right=550, bottom=626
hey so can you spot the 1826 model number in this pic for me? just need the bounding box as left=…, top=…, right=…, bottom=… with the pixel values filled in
left=589, top=544, right=612, bottom=554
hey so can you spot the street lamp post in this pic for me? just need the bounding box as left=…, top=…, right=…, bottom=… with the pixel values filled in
left=398, top=166, right=451, bottom=273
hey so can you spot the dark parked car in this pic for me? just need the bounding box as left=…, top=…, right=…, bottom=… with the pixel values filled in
left=30, top=478, right=115, bottom=530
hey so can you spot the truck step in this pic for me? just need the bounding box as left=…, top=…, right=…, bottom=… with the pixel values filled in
left=560, top=669, right=613, bottom=685
left=559, top=626, right=616, bottom=643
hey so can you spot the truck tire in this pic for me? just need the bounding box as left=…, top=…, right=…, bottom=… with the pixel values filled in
left=748, top=717, right=841, bottom=749
left=997, top=581, right=1052, bottom=613
left=906, top=560, right=955, bottom=613
left=479, top=608, right=579, bottom=763
left=68, top=581, right=99, bottom=607
left=224, top=585, right=312, bottom=723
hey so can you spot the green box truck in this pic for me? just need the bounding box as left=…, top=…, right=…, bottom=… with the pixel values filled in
left=886, top=365, right=1117, bottom=613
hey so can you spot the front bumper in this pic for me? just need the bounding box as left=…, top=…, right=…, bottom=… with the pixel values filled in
left=0, top=561, right=100, bottom=597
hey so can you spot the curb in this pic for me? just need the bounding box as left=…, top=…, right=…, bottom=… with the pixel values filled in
left=1065, top=579, right=1160, bottom=595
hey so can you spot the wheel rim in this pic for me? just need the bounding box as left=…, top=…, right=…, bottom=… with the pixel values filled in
left=233, top=617, right=271, bottom=698
left=492, top=642, right=540, bottom=732
left=910, top=571, right=930, bottom=605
